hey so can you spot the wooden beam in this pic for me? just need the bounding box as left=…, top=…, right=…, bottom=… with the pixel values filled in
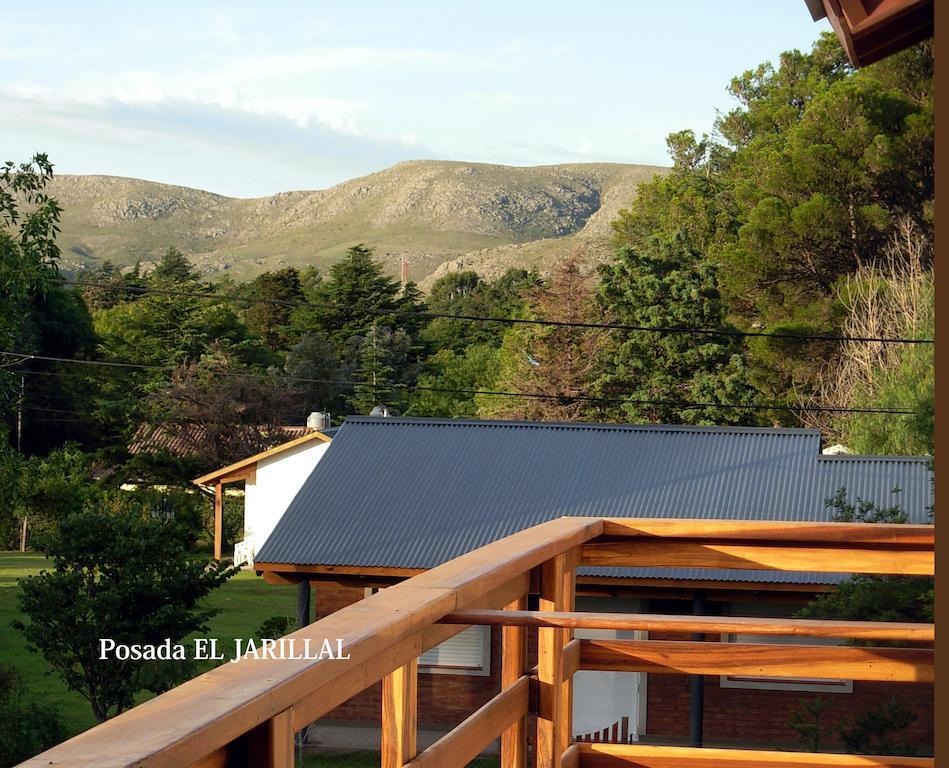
left=213, top=482, right=223, bottom=562
left=439, top=610, right=935, bottom=642
left=579, top=639, right=934, bottom=682
left=576, top=741, right=934, bottom=767
left=404, top=675, right=529, bottom=768
left=576, top=575, right=837, bottom=594
left=537, top=552, right=570, bottom=768
left=187, top=747, right=230, bottom=768
left=193, top=430, right=331, bottom=487
left=244, top=707, right=293, bottom=768
left=501, top=596, right=528, bottom=768
left=255, top=562, right=425, bottom=579
left=582, top=540, right=934, bottom=575
left=381, top=660, right=416, bottom=768
left=598, top=519, right=934, bottom=547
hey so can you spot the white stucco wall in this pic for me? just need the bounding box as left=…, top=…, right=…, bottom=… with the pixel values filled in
left=242, top=440, right=330, bottom=561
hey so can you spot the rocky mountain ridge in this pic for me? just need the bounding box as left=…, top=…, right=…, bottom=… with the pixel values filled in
left=50, top=159, right=667, bottom=288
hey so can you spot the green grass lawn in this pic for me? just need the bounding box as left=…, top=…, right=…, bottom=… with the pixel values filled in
left=0, top=551, right=297, bottom=737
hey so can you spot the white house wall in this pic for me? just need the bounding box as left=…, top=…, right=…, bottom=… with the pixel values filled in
left=242, top=440, right=330, bottom=562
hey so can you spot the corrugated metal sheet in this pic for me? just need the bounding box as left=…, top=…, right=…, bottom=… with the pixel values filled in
left=255, top=417, right=933, bottom=586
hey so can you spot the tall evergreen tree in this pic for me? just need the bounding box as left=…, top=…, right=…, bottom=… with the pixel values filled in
left=596, top=235, right=761, bottom=426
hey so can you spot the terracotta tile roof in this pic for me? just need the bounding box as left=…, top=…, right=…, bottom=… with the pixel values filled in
left=128, top=423, right=311, bottom=459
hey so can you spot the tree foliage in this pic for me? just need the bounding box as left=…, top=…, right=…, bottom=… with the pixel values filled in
left=14, top=504, right=237, bottom=721
left=596, top=235, right=760, bottom=425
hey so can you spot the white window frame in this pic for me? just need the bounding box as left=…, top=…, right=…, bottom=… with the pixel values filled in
left=718, top=632, right=853, bottom=693
left=418, top=625, right=492, bottom=677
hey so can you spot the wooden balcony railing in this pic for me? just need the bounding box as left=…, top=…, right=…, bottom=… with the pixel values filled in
left=18, top=517, right=935, bottom=768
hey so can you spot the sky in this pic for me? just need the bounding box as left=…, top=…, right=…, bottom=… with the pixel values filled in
left=1, top=2, right=831, bottom=198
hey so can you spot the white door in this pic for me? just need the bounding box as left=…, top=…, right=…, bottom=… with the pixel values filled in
left=572, top=628, right=645, bottom=742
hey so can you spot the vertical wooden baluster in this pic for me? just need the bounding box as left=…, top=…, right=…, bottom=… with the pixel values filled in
left=537, top=551, right=574, bottom=768
left=382, top=659, right=417, bottom=768
left=245, top=707, right=294, bottom=767
left=501, top=595, right=528, bottom=768
left=561, top=548, right=577, bottom=760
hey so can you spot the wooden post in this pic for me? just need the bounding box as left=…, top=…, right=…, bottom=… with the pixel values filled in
left=213, top=481, right=223, bottom=561
left=382, top=659, right=417, bottom=768
left=245, top=707, right=294, bottom=767
left=501, top=595, right=528, bottom=768
left=537, top=551, right=576, bottom=768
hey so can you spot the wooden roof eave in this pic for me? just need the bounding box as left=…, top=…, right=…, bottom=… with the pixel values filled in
left=193, top=430, right=332, bottom=487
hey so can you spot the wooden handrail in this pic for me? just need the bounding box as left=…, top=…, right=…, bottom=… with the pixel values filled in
left=440, top=609, right=935, bottom=642
left=576, top=742, right=934, bottom=767
left=599, top=519, right=935, bottom=546
left=19, top=517, right=602, bottom=767
left=17, top=517, right=934, bottom=768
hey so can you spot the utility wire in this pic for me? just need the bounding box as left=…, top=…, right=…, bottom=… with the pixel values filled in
left=54, top=277, right=934, bottom=346
left=1, top=350, right=917, bottom=415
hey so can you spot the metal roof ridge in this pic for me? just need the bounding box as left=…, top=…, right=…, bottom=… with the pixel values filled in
left=817, top=453, right=933, bottom=463
left=341, top=416, right=822, bottom=436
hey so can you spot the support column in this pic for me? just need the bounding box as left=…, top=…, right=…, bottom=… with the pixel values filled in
left=296, top=579, right=311, bottom=629
left=689, top=590, right=706, bottom=747
left=501, top=595, right=528, bottom=768
left=213, top=481, right=223, bottom=561
left=382, top=659, right=417, bottom=768
left=537, top=550, right=576, bottom=768
left=245, top=707, right=294, bottom=767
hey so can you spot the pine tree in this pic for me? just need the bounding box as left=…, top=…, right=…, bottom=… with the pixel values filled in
left=596, top=235, right=761, bottom=426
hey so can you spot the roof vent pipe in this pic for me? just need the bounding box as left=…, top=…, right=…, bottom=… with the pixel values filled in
left=369, top=405, right=398, bottom=418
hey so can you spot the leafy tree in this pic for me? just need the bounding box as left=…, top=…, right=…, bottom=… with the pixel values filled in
left=407, top=344, right=500, bottom=418
left=142, top=354, right=299, bottom=473
left=10, top=443, right=96, bottom=550
left=610, top=36, right=933, bottom=409
left=798, top=489, right=932, bottom=627
left=596, top=235, right=761, bottom=425
left=14, top=504, right=237, bottom=721
left=423, top=268, right=541, bottom=354
left=0, top=664, right=67, bottom=765
left=1, top=154, right=63, bottom=419
left=0, top=154, right=61, bottom=345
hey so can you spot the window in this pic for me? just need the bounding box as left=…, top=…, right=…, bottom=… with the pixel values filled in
left=719, top=633, right=853, bottom=693
left=419, top=625, right=491, bottom=676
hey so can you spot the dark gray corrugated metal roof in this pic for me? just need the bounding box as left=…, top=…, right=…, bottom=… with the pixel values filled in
left=255, top=417, right=933, bottom=586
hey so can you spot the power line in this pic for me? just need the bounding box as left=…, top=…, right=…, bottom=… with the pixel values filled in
left=54, top=277, right=934, bottom=346
left=1, top=350, right=917, bottom=416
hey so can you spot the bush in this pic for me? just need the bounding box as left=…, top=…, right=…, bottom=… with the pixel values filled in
left=0, top=664, right=67, bottom=765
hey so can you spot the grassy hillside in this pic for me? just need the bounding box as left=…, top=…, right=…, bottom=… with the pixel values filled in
left=50, top=160, right=667, bottom=286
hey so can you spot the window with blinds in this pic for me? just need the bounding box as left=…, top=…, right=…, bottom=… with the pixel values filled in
left=419, top=625, right=491, bottom=676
